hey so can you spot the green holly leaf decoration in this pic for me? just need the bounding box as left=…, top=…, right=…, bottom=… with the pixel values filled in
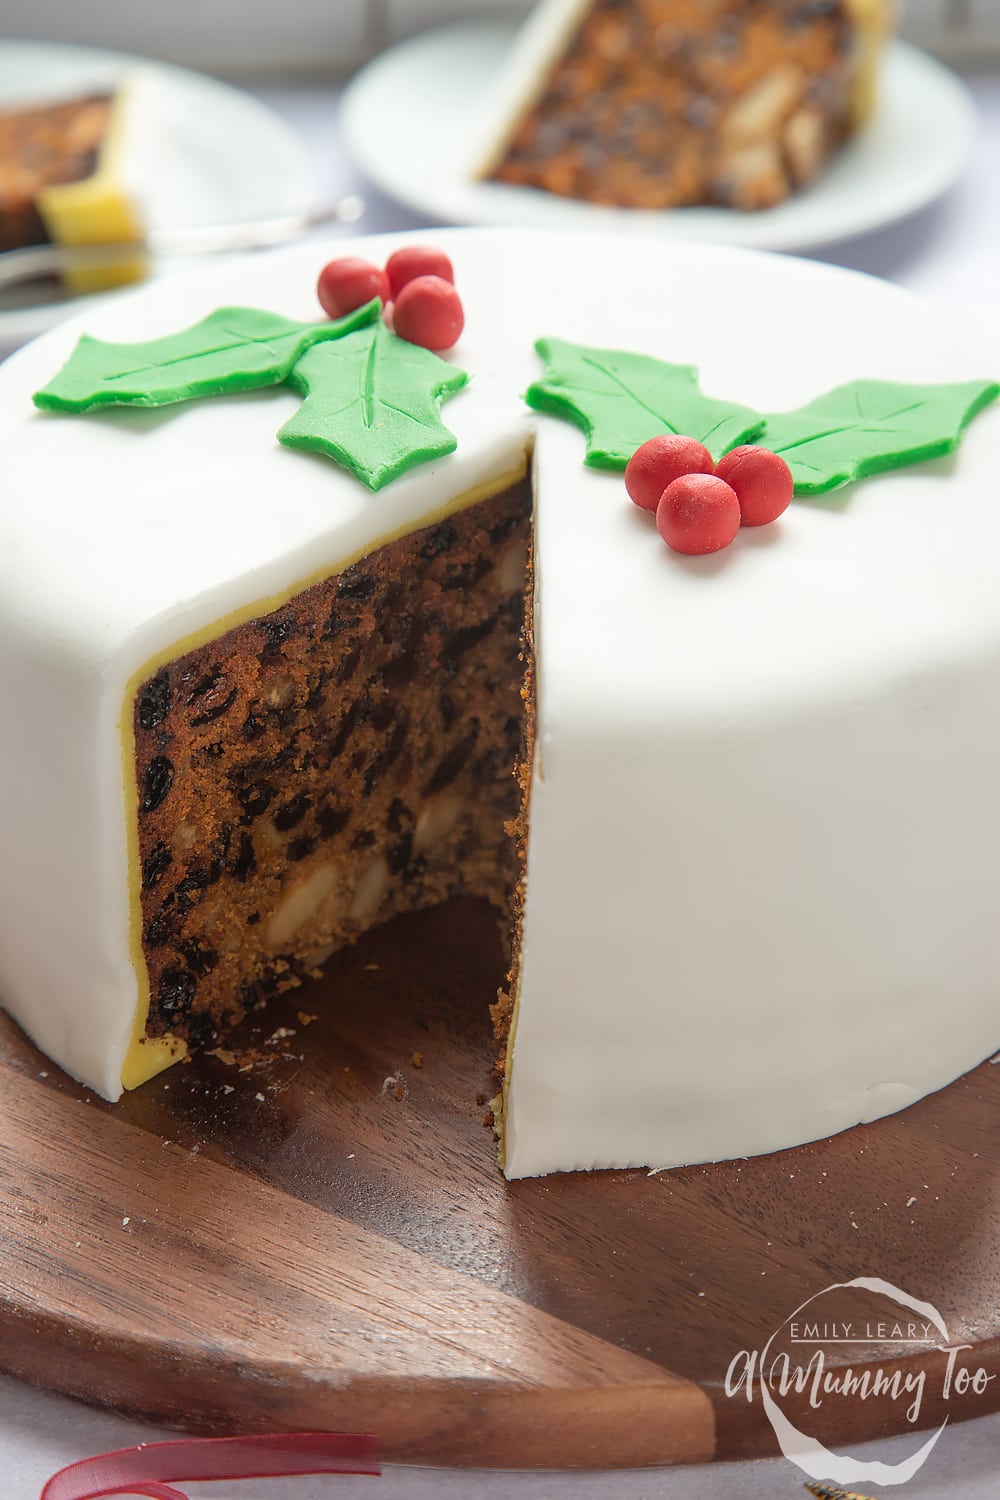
left=760, top=378, right=1000, bottom=495
left=278, top=320, right=469, bottom=491
left=524, top=337, right=765, bottom=467
left=33, top=301, right=380, bottom=413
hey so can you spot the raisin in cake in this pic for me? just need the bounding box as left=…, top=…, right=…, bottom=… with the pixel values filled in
left=474, top=0, right=888, bottom=210
left=1, top=230, right=998, bottom=1179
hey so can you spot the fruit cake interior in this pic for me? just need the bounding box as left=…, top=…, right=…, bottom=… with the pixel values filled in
left=131, top=478, right=533, bottom=1079
left=480, top=0, right=886, bottom=210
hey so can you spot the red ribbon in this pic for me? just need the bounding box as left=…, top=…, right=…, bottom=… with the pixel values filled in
left=40, top=1432, right=380, bottom=1500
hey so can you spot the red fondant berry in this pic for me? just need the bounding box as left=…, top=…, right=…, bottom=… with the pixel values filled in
left=715, top=445, right=794, bottom=527
left=317, top=257, right=389, bottom=318
left=392, top=275, right=465, bottom=351
left=656, top=474, right=741, bottom=556
left=624, top=434, right=715, bottom=512
left=386, top=244, right=455, bottom=299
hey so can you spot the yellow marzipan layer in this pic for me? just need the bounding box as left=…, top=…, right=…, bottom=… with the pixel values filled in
left=845, top=0, right=892, bottom=124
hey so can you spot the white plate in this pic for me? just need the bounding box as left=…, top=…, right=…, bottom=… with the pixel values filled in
left=342, top=20, right=977, bottom=253
left=0, top=40, right=312, bottom=348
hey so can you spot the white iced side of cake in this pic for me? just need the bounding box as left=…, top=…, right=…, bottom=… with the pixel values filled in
left=1, top=230, right=998, bottom=1178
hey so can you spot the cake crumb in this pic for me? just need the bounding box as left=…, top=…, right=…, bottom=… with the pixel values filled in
left=265, top=1027, right=296, bottom=1046
left=209, top=1048, right=236, bottom=1067
left=906, top=1195, right=917, bottom=1207
left=410, top=1051, right=424, bottom=1069
left=364, top=963, right=380, bottom=972
left=255, top=1091, right=265, bottom=1102
left=297, top=1011, right=318, bottom=1026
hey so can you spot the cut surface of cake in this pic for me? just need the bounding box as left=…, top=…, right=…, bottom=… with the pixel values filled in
left=131, top=480, right=531, bottom=1074
left=473, top=0, right=888, bottom=210
left=1, top=229, right=999, bottom=1179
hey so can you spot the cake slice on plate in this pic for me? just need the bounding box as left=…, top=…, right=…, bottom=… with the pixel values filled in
left=472, top=0, right=888, bottom=210
left=0, top=83, right=145, bottom=292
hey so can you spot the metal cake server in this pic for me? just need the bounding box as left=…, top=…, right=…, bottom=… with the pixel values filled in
left=0, top=195, right=366, bottom=290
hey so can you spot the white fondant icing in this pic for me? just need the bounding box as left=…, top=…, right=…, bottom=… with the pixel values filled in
left=1, top=230, right=998, bottom=1176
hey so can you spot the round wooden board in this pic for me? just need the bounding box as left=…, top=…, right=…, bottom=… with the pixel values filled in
left=1, top=898, right=998, bottom=1469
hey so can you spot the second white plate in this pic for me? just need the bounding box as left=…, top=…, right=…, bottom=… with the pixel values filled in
left=342, top=20, right=976, bottom=253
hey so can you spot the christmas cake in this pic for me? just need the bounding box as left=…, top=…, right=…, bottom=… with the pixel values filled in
left=1, top=229, right=998, bottom=1179
left=474, top=0, right=888, bottom=210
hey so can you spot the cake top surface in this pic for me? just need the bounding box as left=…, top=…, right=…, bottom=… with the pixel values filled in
left=2, top=228, right=999, bottom=724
